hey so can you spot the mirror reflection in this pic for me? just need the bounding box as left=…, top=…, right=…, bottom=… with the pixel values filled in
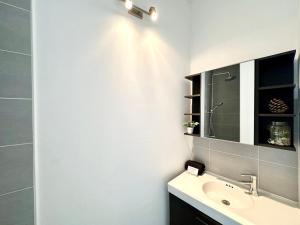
left=203, top=65, right=240, bottom=142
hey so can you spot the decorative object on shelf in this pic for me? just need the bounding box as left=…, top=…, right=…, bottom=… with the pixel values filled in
left=184, top=121, right=199, bottom=134
left=267, top=121, right=291, bottom=146
left=268, top=98, right=289, bottom=113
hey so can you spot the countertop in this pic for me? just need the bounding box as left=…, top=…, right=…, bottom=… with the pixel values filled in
left=168, top=172, right=300, bottom=225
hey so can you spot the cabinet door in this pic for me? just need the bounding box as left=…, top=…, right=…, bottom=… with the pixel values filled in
left=194, top=216, right=211, bottom=225
left=169, top=194, right=221, bottom=225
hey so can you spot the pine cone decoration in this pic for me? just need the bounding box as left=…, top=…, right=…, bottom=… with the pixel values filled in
left=269, top=98, right=288, bottom=113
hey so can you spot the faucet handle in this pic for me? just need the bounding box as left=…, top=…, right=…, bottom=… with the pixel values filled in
left=240, top=174, right=258, bottom=197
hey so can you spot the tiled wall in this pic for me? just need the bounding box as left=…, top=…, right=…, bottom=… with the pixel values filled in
left=192, top=138, right=298, bottom=202
left=0, top=1, right=34, bottom=224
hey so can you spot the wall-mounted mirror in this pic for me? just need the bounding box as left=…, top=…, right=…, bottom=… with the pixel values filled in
left=200, top=61, right=255, bottom=145
left=202, top=64, right=240, bottom=142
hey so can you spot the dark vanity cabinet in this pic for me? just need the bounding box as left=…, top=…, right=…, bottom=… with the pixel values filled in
left=169, top=194, right=221, bottom=225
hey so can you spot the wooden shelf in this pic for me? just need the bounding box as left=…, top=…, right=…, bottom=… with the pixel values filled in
left=184, top=133, right=200, bottom=137
left=259, top=84, right=295, bottom=90
left=258, top=143, right=296, bottom=151
left=258, top=114, right=296, bottom=117
left=184, top=113, right=200, bottom=116
left=184, top=94, right=201, bottom=99
left=185, top=73, right=201, bottom=81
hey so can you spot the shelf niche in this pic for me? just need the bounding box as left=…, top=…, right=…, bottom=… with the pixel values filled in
left=185, top=74, right=201, bottom=136
left=254, top=50, right=296, bottom=151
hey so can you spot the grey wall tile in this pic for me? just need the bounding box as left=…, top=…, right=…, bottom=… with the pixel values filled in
left=0, top=188, right=34, bottom=225
left=0, top=0, right=31, bottom=11
left=0, top=144, right=33, bottom=195
left=210, top=139, right=258, bottom=159
left=0, top=99, right=32, bottom=146
left=0, top=51, right=31, bottom=98
left=259, top=161, right=298, bottom=201
left=193, top=147, right=209, bottom=167
left=259, top=146, right=298, bottom=168
left=0, top=4, right=31, bottom=53
left=209, top=150, right=258, bottom=181
left=0, top=0, right=33, bottom=222
left=193, top=137, right=210, bottom=148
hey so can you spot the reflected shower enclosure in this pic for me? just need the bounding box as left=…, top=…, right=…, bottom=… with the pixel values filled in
left=203, top=64, right=240, bottom=142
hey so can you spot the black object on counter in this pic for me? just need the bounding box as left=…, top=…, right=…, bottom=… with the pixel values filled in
left=184, top=160, right=205, bottom=176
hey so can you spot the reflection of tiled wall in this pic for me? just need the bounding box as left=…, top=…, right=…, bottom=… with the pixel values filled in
left=193, top=137, right=298, bottom=202
left=0, top=1, right=34, bottom=224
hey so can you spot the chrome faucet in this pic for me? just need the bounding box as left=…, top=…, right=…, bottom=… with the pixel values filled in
left=240, top=174, right=258, bottom=196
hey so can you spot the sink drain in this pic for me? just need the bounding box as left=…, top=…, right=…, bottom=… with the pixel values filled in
left=221, top=199, right=230, bottom=206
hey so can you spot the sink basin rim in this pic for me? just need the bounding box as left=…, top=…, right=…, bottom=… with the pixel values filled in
left=202, top=180, right=255, bottom=210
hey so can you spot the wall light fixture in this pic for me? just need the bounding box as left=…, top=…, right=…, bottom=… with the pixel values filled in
left=121, top=0, right=158, bottom=21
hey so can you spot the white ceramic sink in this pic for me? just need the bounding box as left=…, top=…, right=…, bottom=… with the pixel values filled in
left=202, top=181, right=254, bottom=210
left=168, top=172, right=300, bottom=225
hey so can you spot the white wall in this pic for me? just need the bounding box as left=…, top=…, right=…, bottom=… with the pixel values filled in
left=190, top=0, right=300, bottom=204
left=32, top=0, right=192, bottom=224
left=190, top=0, right=299, bottom=74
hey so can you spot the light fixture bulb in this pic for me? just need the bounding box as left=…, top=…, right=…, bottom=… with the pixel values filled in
left=125, top=0, right=133, bottom=10
left=149, top=7, right=158, bottom=21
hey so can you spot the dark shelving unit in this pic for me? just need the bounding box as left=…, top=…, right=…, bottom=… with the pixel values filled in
left=184, top=94, right=201, bottom=99
left=258, top=84, right=295, bottom=90
left=258, top=114, right=295, bottom=117
left=184, top=74, right=201, bottom=136
left=185, top=73, right=202, bottom=81
left=184, top=113, right=201, bottom=116
left=183, top=133, right=201, bottom=137
left=254, top=50, right=296, bottom=151
left=258, top=144, right=296, bottom=151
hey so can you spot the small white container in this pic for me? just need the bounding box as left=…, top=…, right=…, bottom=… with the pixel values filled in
left=187, top=127, right=194, bottom=134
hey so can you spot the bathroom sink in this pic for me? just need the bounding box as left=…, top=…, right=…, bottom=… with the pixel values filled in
left=169, top=172, right=300, bottom=225
left=202, top=181, right=254, bottom=210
